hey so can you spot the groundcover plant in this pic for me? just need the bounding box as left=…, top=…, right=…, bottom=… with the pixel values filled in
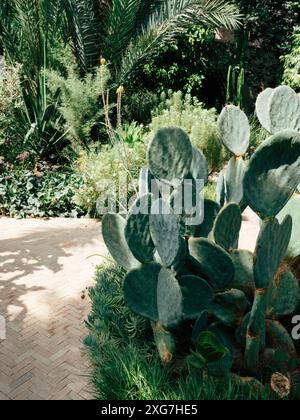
left=102, top=85, right=300, bottom=399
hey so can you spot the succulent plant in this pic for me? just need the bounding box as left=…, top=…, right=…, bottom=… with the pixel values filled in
left=256, top=85, right=300, bottom=134
left=102, top=86, right=300, bottom=389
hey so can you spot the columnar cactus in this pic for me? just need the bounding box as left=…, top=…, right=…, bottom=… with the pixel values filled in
left=101, top=86, right=300, bottom=392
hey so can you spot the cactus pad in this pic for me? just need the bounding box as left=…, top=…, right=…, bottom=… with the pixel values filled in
left=268, top=86, right=300, bottom=134
left=230, top=249, right=255, bottom=295
left=157, top=267, right=183, bottom=328
left=254, top=216, right=293, bottom=289
left=190, top=147, right=208, bottom=185
left=147, top=127, right=193, bottom=186
left=188, top=238, right=235, bottom=289
left=277, top=195, right=300, bottom=259
left=267, top=270, right=300, bottom=319
left=102, top=213, right=139, bottom=270
left=179, top=275, right=214, bottom=319
left=192, top=311, right=209, bottom=342
left=211, top=289, right=248, bottom=326
left=244, top=131, right=300, bottom=218
left=149, top=198, right=180, bottom=267
left=255, top=88, right=273, bottom=132
left=216, top=169, right=226, bottom=207
left=225, top=156, right=246, bottom=205
left=125, top=194, right=155, bottom=263
left=191, top=199, right=220, bottom=238
left=218, top=105, right=250, bottom=156
left=213, top=203, right=242, bottom=251
left=124, top=263, right=161, bottom=320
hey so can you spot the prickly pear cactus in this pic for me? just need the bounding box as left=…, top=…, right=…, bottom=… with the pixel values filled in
left=244, top=131, right=300, bottom=219
left=102, top=85, right=300, bottom=386
left=218, top=105, right=250, bottom=156
left=256, top=85, right=300, bottom=134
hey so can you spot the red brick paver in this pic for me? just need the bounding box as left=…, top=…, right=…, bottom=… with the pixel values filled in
left=0, top=218, right=106, bottom=400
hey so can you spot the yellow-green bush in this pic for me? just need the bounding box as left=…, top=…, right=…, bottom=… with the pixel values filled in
left=73, top=140, right=147, bottom=217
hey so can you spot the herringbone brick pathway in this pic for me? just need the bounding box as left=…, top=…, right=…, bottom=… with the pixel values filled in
left=0, top=218, right=107, bottom=400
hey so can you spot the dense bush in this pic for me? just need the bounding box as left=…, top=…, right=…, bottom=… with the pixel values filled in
left=150, top=91, right=227, bottom=172
left=282, top=26, right=300, bottom=91
left=122, top=90, right=159, bottom=125
left=85, top=263, right=277, bottom=400
left=0, top=162, right=84, bottom=218
left=234, top=0, right=300, bottom=102
left=73, top=140, right=147, bottom=218
left=46, top=61, right=110, bottom=148
left=0, top=65, right=26, bottom=161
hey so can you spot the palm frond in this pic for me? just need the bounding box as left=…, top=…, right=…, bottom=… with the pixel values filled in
left=102, top=0, right=143, bottom=63
left=116, top=0, right=242, bottom=83
left=64, top=0, right=100, bottom=72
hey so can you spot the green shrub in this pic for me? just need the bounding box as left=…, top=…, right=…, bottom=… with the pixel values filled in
left=0, top=162, right=84, bottom=218
left=85, top=263, right=278, bottom=400
left=282, top=26, right=300, bottom=91
left=150, top=91, right=227, bottom=172
left=73, top=140, right=147, bottom=217
left=0, top=65, right=27, bottom=161
left=46, top=62, right=110, bottom=149
left=122, top=90, right=159, bottom=125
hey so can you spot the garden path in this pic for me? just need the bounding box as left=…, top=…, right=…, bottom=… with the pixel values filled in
left=0, top=208, right=259, bottom=400
left=0, top=217, right=107, bottom=400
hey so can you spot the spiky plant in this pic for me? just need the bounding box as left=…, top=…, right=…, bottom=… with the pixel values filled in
left=101, top=85, right=300, bottom=399
left=63, top=0, right=242, bottom=80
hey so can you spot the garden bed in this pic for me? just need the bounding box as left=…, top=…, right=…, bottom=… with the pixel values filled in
left=85, top=264, right=279, bottom=400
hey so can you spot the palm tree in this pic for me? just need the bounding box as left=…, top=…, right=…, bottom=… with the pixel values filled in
left=0, top=0, right=241, bottom=158
left=64, top=0, right=242, bottom=82
left=0, top=0, right=241, bottom=83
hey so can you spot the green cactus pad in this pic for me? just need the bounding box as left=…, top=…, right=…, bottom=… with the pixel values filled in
left=157, top=267, right=183, bottom=328
left=149, top=198, right=180, bottom=267
left=244, top=131, right=300, bottom=219
left=213, top=203, right=242, bottom=251
left=218, top=105, right=250, bottom=156
left=191, top=199, right=220, bottom=238
left=147, top=127, right=193, bottom=187
left=266, top=320, right=296, bottom=357
left=254, top=216, right=292, bottom=289
left=102, top=213, right=139, bottom=270
left=225, top=157, right=246, bottom=205
left=190, top=147, right=208, bottom=185
left=236, top=312, right=266, bottom=348
left=179, top=275, right=214, bottom=320
left=277, top=195, right=300, bottom=258
left=211, top=289, right=248, bottom=326
left=216, top=170, right=226, bottom=207
left=230, top=249, right=255, bottom=295
left=138, top=167, right=158, bottom=197
left=125, top=194, right=155, bottom=263
left=267, top=270, right=300, bottom=319
left=255, top=88, right=273, bottom=132
left=192, top=311, right=209, bottom=342
left=268, top=85, right=300, bottom=134
left=169, top=177, right=201, bottom=219
left=188, top=238, right=235, bottom=289
left=171, top=237, right=188, bottom=275
left=245, top=296, right=267, bottom=371
left=124, top=262, right=161, bottom=321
